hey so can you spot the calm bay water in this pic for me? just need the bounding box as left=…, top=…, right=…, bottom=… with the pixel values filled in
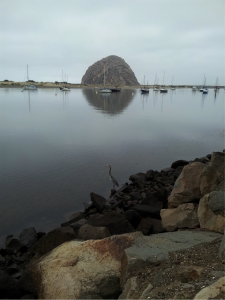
left=0, top=87, right=224, bottom=246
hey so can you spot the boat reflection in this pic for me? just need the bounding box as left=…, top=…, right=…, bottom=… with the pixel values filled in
left=82, top=88, right=135, bottom=116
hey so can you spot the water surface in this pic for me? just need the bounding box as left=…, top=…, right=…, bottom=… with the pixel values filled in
left=0, top=87, right=224, bottom=246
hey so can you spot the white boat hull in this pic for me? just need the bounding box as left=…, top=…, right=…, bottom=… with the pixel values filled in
left=61, top=88, right=70, bottom=91
left=99, top=89, right=112, bottom=93
left=23, top=85, right=37, bottom=90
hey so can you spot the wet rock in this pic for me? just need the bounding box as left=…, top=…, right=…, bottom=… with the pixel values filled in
left=168, top=162, right=205, bottom=208
left=0, top=270, right=23, bottom=299
left=78, top=224, right=111, bottom=240
left=87, top=212, right=135, bottom=235
left=29, top=226, right=76, bottom=256
left=171, top=159, right=189, bottom=169
left=161, top=203, right=199, bottom=231
left=123, top=209, right=142, bottom=228
left=19, top=227, right=37, bottom=248
left=136, top=217, right=152, bottom=235
left=90, top=192, right=108, bottom=211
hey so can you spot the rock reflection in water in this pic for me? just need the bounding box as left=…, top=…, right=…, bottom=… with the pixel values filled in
left=82, top=88, right=135, bottom=116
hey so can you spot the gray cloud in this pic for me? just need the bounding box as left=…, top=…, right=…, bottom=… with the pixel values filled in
left=0, top=0, right=224, bottom=85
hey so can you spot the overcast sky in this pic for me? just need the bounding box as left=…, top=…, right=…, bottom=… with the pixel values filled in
left=0, top=0, right=224, bottom=85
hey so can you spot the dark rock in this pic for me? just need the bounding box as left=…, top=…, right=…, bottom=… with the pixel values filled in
left=134, top=178, right=146, bottom=189
left=156, top=176, right=175, bottom=186
left=5, top=238, right=24, bottom=251
left=20, top=294, right=35, bottom=299
left=83, top=202, right=94, bottom=210
left=70, top=218, right=87, bottom=235
left=111, top=199, right=124, bottom=210
left=174, top=166, right=184, bottom=178
left=81, top=55, right=140, bottom=86
left=136, top=217, right=152, bottom=235
left=29, top=226, right=76, bottom=256
left=133, top=205, right=161, bottom=219
left=161, top=167, right=175, bottom=173
left=146, top=170, right=155, bottom=181
left=123, top=209, right=142, bottom=228
left=5, top=263, right=21, bottom=275
left=130, top=191, right=142, bottom=200
left=88, top=208, right=98, bottom=214
left=218, top=230, right=225, bottom=261
left=194, top=156, right=210, bottom=164
left=115, top=207, right=123, bottom=214
left=152, top=186, right=168, bottom=204
left=208, top=191, right=225, bottom=212
left=151, top=219, right=165, bottom=234
left=90, top=192, right=108, bottom=211
left=5, top=235, right=13, bottom=247
left=19, top=227, right=37, bottom=248
left=140, top=193, right=159, bottom=206
left=110, top=189, right=117, bottom=196
left=36, top=231, right=46, bottom=241
left=0, top=254, right=5, bottom=266
left=129, top=172, right=147, bottom=182
left=206, top=154, right=211, bottom=160
left=0, top=270, right=23, bottom=299
left=68, top=211, right=85, bottom=221
left=171, top=160, right=189, bottom=169
left=86, top=212, right=135, bottom=235
left=78, top=224, right=111, bottom=240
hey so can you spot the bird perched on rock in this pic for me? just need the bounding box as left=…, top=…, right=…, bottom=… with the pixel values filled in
left=104, top=165, right=119, bottom=190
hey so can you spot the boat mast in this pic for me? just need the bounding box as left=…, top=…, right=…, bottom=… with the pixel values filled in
left=104, top=65, right=105, bottom=88
left=27, top=65, right=29, bottom=81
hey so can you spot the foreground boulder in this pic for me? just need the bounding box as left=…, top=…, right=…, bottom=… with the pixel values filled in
left=168, top=162, right=205, bottom=208
left=194, top=276, right=225, bottom=299
left=19, top=232, right=143, bottom=299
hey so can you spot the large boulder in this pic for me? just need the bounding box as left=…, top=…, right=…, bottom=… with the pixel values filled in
left=198, top=192, right=225, bottom=233
left=168, top=162, right=205, bottom=208
left=19, top=232, right=143, bottom=299
left=160, top=203, right=199, bottom=231
left=29, top=226, right=76, bottom=256
left=81, top=55, right=139, bottom=86
left=90, top=192, right=108, bottom=211
left=86, top=212, right=135, bottom=235
left=199, top=152, right=225, bottom=195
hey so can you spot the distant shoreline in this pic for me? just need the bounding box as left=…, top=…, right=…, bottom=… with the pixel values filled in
left=0, top=81, right=223, bottom=89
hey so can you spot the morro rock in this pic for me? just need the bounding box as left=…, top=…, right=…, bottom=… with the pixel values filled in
left=81, top=55, right=139, bottom=86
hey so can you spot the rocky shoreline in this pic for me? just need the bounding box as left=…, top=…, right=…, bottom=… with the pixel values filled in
left=0, top=151, right=224, bottom=299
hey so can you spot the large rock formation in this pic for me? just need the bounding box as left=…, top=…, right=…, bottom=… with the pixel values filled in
left=81, top=55, right=140, bottom=86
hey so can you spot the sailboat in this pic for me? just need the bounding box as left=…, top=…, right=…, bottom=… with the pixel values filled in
left=214, top=77, right=219, bottom=91
left=99, top=65, right=112, bottom=93
left=60, top=71, right=70, bottom=91
left=153, top=74, right=160, bottom=91
left=140, top=75, right=149, bottom=93
left=202, top=76, right=208, bottom=94
left=160, top=72, right=168, bottom=93
left=170, top=75, right=176, bottom=90
left=22, top=65, right=37, bottom=91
